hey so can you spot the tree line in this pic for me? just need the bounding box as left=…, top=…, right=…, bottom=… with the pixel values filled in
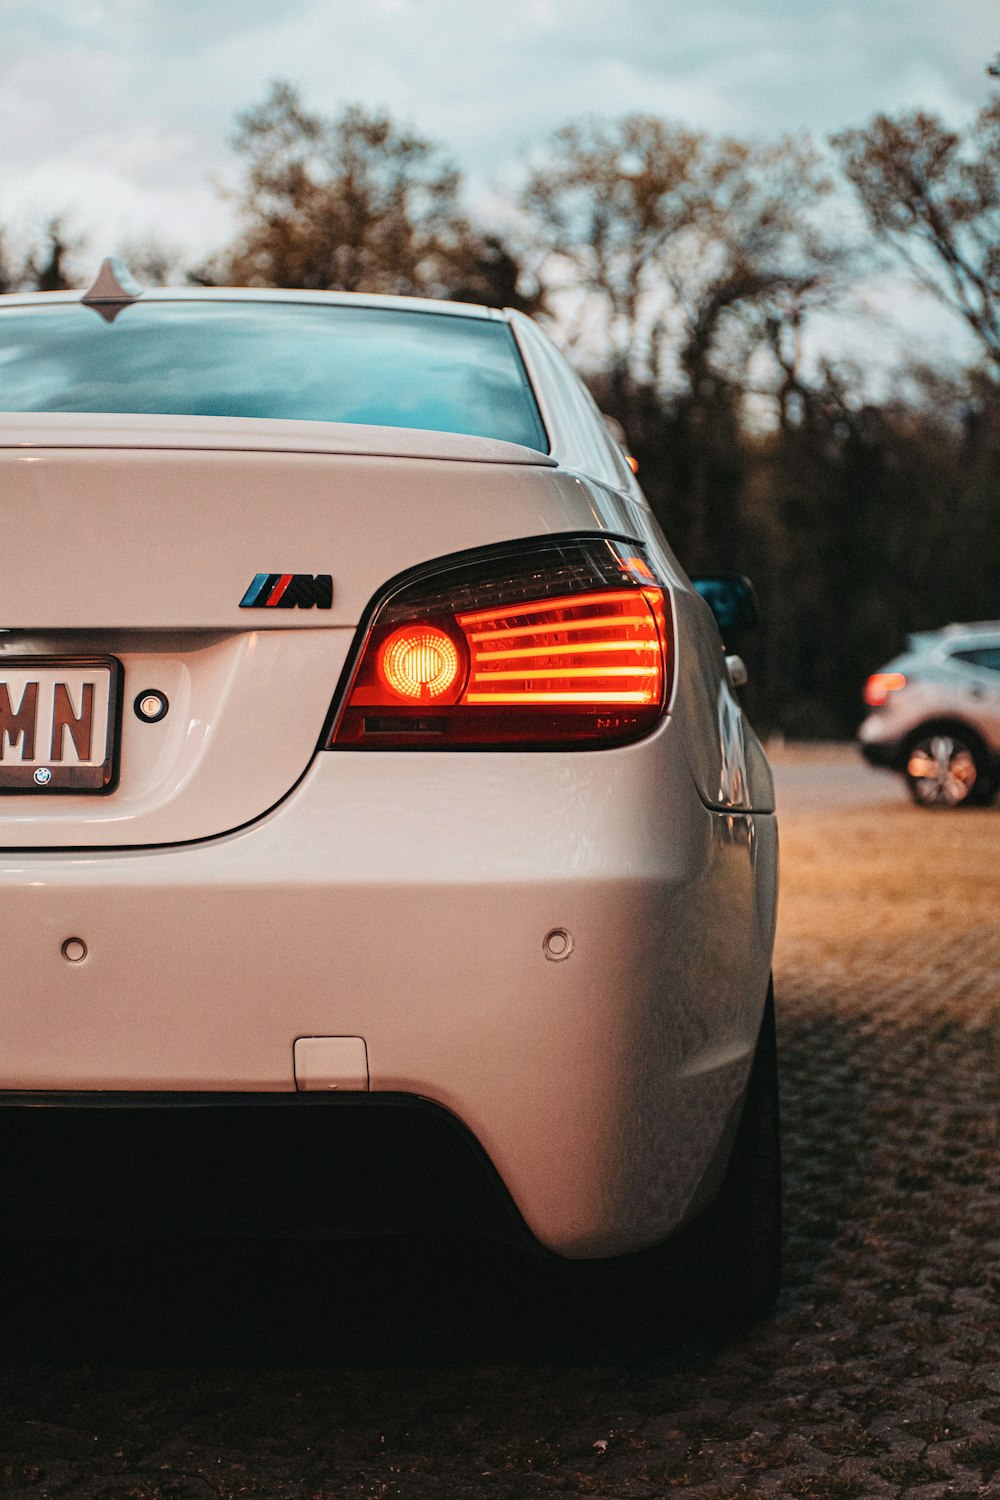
left=4, top=65, right=999, bottom=736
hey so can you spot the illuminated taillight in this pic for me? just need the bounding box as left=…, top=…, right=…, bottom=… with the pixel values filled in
left=378, top=625, right=463, bottom=703
left=458, top=589, right=665, bottom=706
left=327, top=538, right=673, bottom=749
left=864, top=671, right=907, bottom=707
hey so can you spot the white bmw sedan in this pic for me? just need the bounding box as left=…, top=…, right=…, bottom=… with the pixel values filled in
left=0, top=264, right=779, bottom=1323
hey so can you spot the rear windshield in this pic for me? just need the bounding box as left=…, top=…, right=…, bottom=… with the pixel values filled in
left=0, top=300, right=548, bottom=451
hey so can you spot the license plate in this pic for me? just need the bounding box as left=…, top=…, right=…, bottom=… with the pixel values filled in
left=0, top=657, right=121, bottom=793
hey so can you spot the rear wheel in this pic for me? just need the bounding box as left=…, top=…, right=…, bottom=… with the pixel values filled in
left=572, top=983, right=782, bottom=1338
left=686, top=978, right=782, bottom=1322
left=904, top=727, right=994, bottom=808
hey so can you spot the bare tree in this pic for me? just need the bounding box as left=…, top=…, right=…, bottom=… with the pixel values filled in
left=672, top=138, right=834, bottom=356
left=117, top=238, right=187, bottom=287
left=834, top=74, right=1000, bottom=370
left=0, top=218, right=87, bottom=292
left=521, top=119, right=834, bottom=405
left=521, top=116, right=704, bottom=393
left=208, top=80, right=528, bottom=303
left=445, top=232, right=543, bottom=314
left=23, top=218, right=81, bottom=291
left=0, top=229, right=17, bottom=295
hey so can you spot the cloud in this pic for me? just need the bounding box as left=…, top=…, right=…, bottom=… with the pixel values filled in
left=0, top=0, right=996, bottom=266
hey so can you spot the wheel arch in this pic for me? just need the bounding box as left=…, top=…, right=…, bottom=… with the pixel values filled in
left=902, top=716, right=993, bottom=762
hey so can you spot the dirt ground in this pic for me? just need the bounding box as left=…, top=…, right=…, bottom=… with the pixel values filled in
left=2, top=748, right=1000, bottom=1499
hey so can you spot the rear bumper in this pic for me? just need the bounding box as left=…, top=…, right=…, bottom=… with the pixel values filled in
left=0, top=722, right=777, bottom=1258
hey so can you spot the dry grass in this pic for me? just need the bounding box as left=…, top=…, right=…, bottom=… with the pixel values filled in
left=778, top=799, right=1000, bottom=968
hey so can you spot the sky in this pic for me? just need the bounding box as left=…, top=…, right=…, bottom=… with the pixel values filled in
left=0, top=0, right=996, bottom=375
left=1, top=0, right=995, bottom=262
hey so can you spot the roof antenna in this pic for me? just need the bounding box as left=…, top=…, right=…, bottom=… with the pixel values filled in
left=81, top=257, right=144, bottom=323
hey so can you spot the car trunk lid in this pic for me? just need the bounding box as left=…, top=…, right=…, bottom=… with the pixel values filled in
left=0, top=416, right=586, bottom=848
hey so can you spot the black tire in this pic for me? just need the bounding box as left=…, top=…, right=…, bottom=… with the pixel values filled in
left=688, top=978, right=782, bottom=1322
left=903, top=725, right=995, bottom=808
left=568, top=982, right=782, bottom=1339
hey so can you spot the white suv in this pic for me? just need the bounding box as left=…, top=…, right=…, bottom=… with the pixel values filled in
left=858, top=622, right=1000, bottom=807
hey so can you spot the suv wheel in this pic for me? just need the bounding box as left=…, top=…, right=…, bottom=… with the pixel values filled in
left=905, top=728, right=994, bottom=808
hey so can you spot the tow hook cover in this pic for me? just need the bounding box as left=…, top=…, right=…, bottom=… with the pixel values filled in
left=293, top=1036, right=369, bottom=1091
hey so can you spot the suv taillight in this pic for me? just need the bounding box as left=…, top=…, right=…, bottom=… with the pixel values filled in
left=327, top=537, right=673, bottom=749
left=863, top=671, right=907, bottom=707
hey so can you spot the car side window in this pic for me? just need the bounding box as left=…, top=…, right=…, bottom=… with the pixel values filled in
left=952, top=647, right=1000, bottom=674
left=510, top=313, right=636, bottom=490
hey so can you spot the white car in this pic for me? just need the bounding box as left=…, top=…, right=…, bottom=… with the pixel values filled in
left=0, top=262, right=779, bottom=1324
left=859, top=622, right=1000, bottom=808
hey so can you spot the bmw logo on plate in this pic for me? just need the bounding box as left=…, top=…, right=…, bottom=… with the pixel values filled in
left=33, top=767, right=53, bottom=786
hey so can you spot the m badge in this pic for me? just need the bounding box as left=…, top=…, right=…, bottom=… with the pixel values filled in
left=239, top=574, right=333, bottom=609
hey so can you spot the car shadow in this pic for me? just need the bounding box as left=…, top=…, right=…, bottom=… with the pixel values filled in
left=0, top=1229, right=734, bottom=1372
left=774, top=996, right=882, bottom=1310
left=0, top=1002, right=875, bottom=1374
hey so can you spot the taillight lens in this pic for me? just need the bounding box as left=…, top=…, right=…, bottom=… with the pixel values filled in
left=327, top=538, right=673, bottom=749
left=378, top=626, right=463, bottom=703
left=863, top=671, right=907, bottom=707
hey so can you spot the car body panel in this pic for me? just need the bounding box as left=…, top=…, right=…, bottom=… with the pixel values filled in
left=0, top=412, right=557, bottom=465
left=0, top=285, right=511, bottom=318
left=0, top=428, right=771, bottom=843
left=508, top=311, right=643, bottom=498
left=1, top=435, right=646, bottom=847
left=0, top=721, right=776, bottom=1257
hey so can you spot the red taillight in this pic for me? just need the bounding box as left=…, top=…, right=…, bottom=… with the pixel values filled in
left=458, top=588, right=666, bottom=706
left=328, top=539, right=673, bottom=749
left=863, top=671, right=906, bottom=707
left=378, top=625, right=463, bottom=703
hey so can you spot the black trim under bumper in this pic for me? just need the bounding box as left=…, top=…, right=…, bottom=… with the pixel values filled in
left=0, top=1093, right=542, bottom=1252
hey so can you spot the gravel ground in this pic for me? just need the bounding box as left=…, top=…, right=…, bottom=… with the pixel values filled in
left=1, top=749, right=999, bottom=1499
